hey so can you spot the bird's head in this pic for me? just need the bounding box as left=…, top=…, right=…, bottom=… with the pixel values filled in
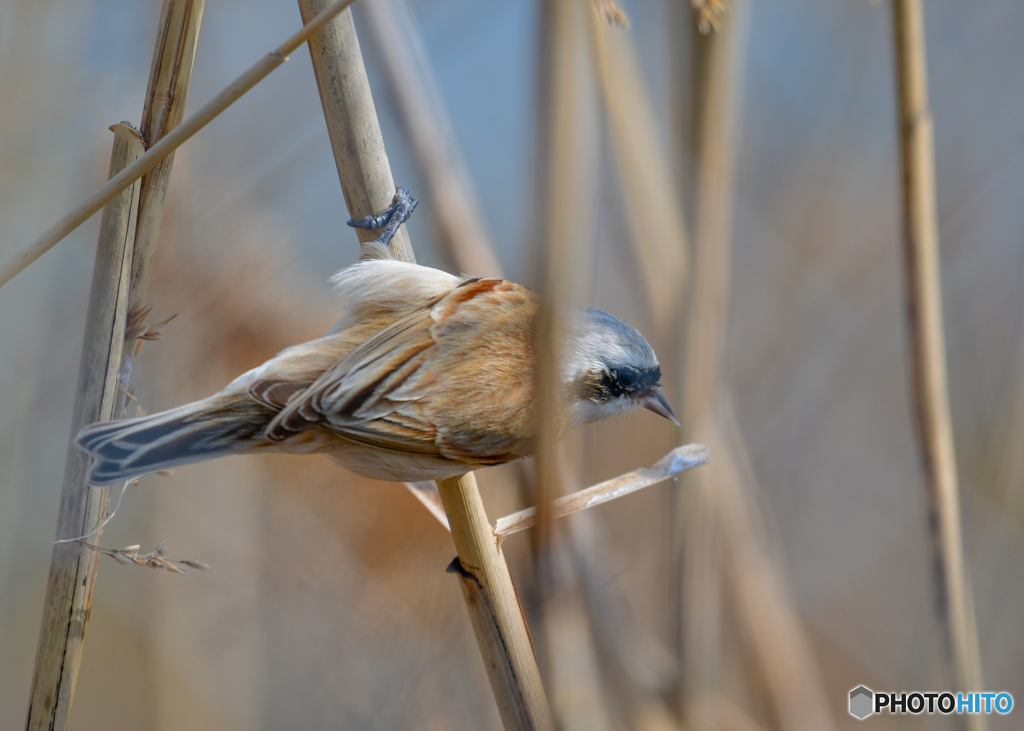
left=561, top=308, right=679, bottom=429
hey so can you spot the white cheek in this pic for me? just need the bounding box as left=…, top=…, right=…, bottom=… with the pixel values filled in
left=566, top=397, right=637, bottom=429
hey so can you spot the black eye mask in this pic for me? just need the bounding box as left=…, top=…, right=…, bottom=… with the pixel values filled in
left=581, top=365, right=661, bottom=402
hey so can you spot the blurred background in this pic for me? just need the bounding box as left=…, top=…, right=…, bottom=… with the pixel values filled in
left=1, top=0, right=1023, bottom=729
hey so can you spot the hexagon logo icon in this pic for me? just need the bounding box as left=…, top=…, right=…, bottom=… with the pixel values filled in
left=849, top=686, right=874, bottom=720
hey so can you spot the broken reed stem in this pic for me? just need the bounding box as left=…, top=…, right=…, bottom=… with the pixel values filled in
left=294, top=2, right=552, bottom=727
left=0, top=0, right=357, bottom=290
left=495, top=444, right=708, bottom=540
left=26, top=123, right=145, bottom=731
left=406, top=444, right=708, bottom=540
left=891, top=1, right=985, bottom=725
left=361, top=0, right=503, bottom=278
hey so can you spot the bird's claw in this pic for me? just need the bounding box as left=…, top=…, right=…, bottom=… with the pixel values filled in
left=346, top=187, right=418, bottom=249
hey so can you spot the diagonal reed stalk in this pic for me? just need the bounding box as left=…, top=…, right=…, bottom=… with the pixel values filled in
left=890, top=2, right=985, bottom=728
left=0, top=0, right=358, bottom=291
left=585, top=6, right=688, bottom=328
left=294, top=2, right=552, bottom=727
left=25, top=123, right=145, bottom=731
left=27, top=5, right=205, bottom=728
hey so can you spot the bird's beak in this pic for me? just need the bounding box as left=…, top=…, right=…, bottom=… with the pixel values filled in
left=641, top=390, right=680, bottom=426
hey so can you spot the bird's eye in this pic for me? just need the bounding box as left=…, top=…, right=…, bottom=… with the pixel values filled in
left=616, top=368, right=638, bottom=388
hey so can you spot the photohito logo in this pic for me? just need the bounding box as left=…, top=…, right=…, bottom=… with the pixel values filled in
left=849, top=686, right=1013, bottom=720
left=849, top=687, right=873, bottom=720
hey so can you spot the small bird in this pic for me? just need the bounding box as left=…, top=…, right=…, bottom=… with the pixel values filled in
left=76, top=189, right=678, bottom=485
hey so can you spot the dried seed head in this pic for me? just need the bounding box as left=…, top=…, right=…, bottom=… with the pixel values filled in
left=121, top=545, right=141, bottom=553
left=162, top=561, right=187, bottom=575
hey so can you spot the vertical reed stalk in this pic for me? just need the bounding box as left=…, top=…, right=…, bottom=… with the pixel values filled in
left=891, top=2, right=985, bottom=726
left=129, top=0, right=206, bottom=312
left=531, top=2, right=610, bottom=728
left=532, top=0, right=598, bottom=548
left=27, top=5, right=204, bottom=727
left=295, top=3, right=552, bottom=727
left=438, top=475, right=555, bottom=731
left=673, top=12, right=741, bottom=726
left=672, top=4, right=837, bottom=729
left=26, top=123, right=145, bottom=731
left=296, top=1, right=414, bottom=262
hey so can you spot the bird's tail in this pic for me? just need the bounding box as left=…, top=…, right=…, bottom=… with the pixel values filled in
left=75, top=400, right=265, bottom=485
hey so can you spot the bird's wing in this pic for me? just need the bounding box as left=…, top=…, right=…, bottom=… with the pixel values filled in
left=264, top=277, right=537, bottom=464
left=265, top=304, right=438, bottom=447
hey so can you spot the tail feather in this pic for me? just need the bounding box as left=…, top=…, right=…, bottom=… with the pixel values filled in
left=76, top=402, right=265, bottom=485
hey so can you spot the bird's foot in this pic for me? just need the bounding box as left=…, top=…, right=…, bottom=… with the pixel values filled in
left=346, top=187, right=418, bottom=248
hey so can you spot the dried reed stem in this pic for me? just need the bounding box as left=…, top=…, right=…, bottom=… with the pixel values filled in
left=296, top=0, right=413, bottom=262
left=672, top=14, right=740, bottom=726
left=129, top=0, right=206, bottom=312
left=294, top=2, right=551, bottom=726
left=585, top=6, right=688, bottom=325
left=671, top=4, right=837, bottom=729
left=530, top=3, right=614, bottom=728
left=27, top=5, right=205, bottom=726
left=495, top=445, right=707, bottom=540
left=438, top=475, right=555, bottom=731
left=406, top=444, right=707, bottom=540
left=711, top=419, right=835, bottom=731
left=891, top=1, right=985, bottom=724
left=532, top=0, right=600, bottom=554
left=361, top=0, right=503, bottom=278
left=0, top=0, right=357, bottom=290
left=25, top=123, right=145, bottom=731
